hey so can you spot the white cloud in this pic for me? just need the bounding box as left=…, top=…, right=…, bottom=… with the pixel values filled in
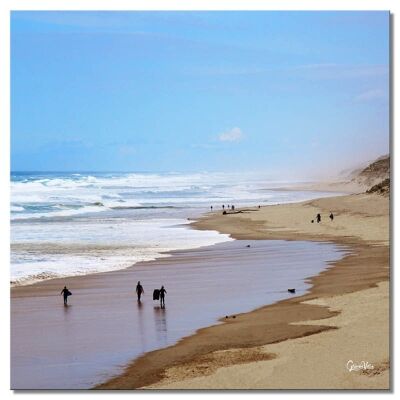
left=218, top=127, right=243, bottom=142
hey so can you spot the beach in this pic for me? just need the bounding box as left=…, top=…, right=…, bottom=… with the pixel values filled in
left=9, top=9, right=390, bottom=393
left=10, top=172, right=351, bottom=389
left=11, top=238, right=344, bottom=389
left=98, top=192, right=390, bottom=389
left=10, top=191, right=390, bottom=390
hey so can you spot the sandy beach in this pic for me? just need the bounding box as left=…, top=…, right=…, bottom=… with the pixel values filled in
left=98, top=192, right=389, bottom=389
left=10, top=192, right=390, bottom=390
left=9, top=9, right=390, bottom=393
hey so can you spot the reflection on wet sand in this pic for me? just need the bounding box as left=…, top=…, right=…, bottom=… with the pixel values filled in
left=136, top=300, right=147, bottom=353
left=154, top=306, right=168, bottom=346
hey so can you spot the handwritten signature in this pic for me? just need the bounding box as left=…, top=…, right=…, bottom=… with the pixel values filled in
left=346, top=360, right=374, bottom=372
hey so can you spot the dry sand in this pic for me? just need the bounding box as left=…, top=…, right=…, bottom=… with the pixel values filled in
left=98, top=193, right=389, bottom=389
left=147, top=281, right=389, bottom=389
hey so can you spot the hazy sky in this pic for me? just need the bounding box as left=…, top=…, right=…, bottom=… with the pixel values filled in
left=11, top=11, right=389, bottom=177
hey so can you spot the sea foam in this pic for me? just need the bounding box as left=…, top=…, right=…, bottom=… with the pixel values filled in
left=11, top=171, right=343, bottom=285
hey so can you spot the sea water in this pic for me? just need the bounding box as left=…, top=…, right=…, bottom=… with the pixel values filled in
left=11, top=171, right=341, bottom=285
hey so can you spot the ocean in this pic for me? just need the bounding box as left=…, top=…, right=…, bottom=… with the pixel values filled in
left=11, top=171, right=340, bottom=285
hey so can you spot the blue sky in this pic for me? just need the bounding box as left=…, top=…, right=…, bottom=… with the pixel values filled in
left=11, top=11, right=389, bottom=177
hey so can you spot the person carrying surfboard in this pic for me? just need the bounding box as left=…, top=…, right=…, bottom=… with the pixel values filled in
left=60, top=286, right=72, bottom=305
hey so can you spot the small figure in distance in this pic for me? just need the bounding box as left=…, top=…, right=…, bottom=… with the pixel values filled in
left=258, top=205, right=261, bottom=209
left=160, top=285, right=167, bottom=309
left=210, top=205, right=213, bottom=211
left=316, top=213, right=321, bottom=223
left=136, top=281, right=144, bottom=302
left=231, top=205, right=235, bottom=211
left=60, top=286, right=72, bottom=306
left=329, top=212, right=334, bottom=221
left=222, top=204, right=225, bottom=210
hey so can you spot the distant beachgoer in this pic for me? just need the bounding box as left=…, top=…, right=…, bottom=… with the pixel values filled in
left=160, top=286, right=167, bottom=308
left=222, top=204, right=225, bottom=210
left=210, top=206, right=213, bottom=211
left=329, top=212, right=334, bottom=221
left=258, top=205, right=261, bottom=209
left=316, top=213, right=321, bottom=223
left=60, top=286, right=71, bottom=305
left=231, top=205, right=235, bottom=211
left=136, top=281, right=144, bottom=302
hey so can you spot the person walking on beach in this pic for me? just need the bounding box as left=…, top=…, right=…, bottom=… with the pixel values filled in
left=329, top=212, right=334, bottom=221
left=160, top=285, right=167, bottom=308
left=316, top=213, right=321, bottom=223
left=136, top=281, right=144, bottom=302
left=60, top=286, right=71, bottom=306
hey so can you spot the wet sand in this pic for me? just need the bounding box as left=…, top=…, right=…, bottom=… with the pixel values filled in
left=11, top=239, right=344, bottom=389
left=98, top=193, right=389, bottom=389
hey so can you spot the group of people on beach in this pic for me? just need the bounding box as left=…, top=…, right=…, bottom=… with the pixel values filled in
left=60, top=281, right=167, bottom=308
left=210, top=204, right=236, bottom=211
left=136, top=281, right=167, bottom=308
left=312, top=212, right=334, bottom=224
left=211, top=204, right=262, bottom=214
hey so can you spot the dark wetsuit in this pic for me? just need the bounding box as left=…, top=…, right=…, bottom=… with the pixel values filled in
left=136, top=284, right=144, bottom=301
left=160, top=287, right=167, bottom=308
left=61, top=288, right=69, bottom=305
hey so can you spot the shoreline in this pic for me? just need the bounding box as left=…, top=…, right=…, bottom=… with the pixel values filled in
left=97, top=193, right=389, bottom=389
left=10, top=215, right=233, bottom=288
left=12, top=238, right=338, bottom=389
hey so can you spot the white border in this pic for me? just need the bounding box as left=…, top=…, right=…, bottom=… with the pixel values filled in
left=0, top=0, right=398, bottom=11
left=1, top=1, right=397, bottom=399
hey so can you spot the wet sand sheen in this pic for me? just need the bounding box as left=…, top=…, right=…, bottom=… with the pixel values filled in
left=11, top=239, right=345, bottom=389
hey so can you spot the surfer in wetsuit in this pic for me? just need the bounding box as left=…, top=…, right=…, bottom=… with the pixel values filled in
left=160, top=286, right=167, bottom=308
left=136, top=281, right=144, bottom=302
left=60, top=286, right=71, bottom=305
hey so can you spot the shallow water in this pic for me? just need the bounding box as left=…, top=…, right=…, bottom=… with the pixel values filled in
left=11, top=239, right=347, bottom=389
